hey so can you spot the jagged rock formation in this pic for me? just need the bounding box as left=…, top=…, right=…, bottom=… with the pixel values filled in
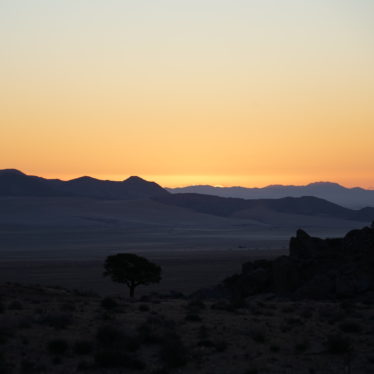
left=222, top=223, right=374, bottom=300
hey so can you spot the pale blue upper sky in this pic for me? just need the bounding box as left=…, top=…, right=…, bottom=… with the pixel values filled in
left=1, top=1, right=373, bottom=187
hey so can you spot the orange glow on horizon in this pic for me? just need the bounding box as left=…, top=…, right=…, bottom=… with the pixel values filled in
left=1, top=1, right=373, bottom=189
left=10, top=169, right=374, bottom=190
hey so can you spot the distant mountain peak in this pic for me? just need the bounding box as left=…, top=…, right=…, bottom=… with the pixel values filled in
left=307, top=181, right=342, bottom=187
left=124, top=176, right=146, bottom=183
left=0, top=169, right=26, bottom=176
left=68, top=176, right=99, bottom=183
left=168, top=181, right=374, bottom=209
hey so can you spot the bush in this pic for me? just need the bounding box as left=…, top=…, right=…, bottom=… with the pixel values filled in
left=20, top=359, right=42, bottom=373
left=47, top=339, right=69, bottom=355
left=186, top=299, right=205, bottom=311
left=96, top=325, right=126, bottom=347
left=159, top=333, right=188, bottom=368
left=125, top=335, right=141, bottom=353
left=138, top=304, right=150, bottom=312
left=244, top=369, right=258, bottom=374
left=198, top=325, right=209, bottom=339
left=73, top=340, right=94, bottom=355
left=96, top=325, right=141, bottom=352
left=60, top=302, right=76, bottom=312
left=339, top=320, right=362, bottom=334
left=185, top=313, right=202, bottom=322
left=197, top=339, right=215, bottom=348
left=42, top=313, right=73, bottom=330
left=213, top=339, right=228, bottom=352
left=0, top=325, right=15, bottom=345
left=137, top=316, right=171, bottom=345
left=249, top=328, right=266, bottom=344
left=94, top=351, right=145, bottom=370
left=294, top=340, right=309, bottom=354
left=101, top=297, right=118, bottom=310
left=8, top=300, right=23, bottom=310
left=137, top=322, right=160, bottom=344
left=325, top=334, right=352, bottom=354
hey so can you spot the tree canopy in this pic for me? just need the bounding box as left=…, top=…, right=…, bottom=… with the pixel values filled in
left=103, top=253, right=161, bottom=297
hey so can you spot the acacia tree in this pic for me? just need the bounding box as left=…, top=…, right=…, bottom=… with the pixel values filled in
left=103, top=253, right=161, bottom=297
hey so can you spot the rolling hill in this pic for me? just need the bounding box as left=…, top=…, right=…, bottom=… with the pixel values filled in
left=167, top=182, right=374, bottom=209
left=0, top=169, right=373, bottom=233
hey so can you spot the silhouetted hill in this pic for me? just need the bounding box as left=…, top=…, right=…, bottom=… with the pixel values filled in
left=168, top=182, right=374, bottom=209
left=0, top=169, right=67, bottom=197
left=1, top=170, right=373, bottom=231
left=153, top=193, right=374, bottom=222
left=0, top=169, right=168, bottom=200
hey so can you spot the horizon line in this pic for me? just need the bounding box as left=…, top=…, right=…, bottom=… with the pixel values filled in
left=2, top=168, right=374, bottom=191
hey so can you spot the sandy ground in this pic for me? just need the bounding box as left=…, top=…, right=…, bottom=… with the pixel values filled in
left=0, top=225, right=290, bottom=296
left=0, top=249, right=286, bottom=296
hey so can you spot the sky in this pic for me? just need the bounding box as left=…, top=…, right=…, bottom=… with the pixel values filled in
left=1, top=0, right=373, bottom=188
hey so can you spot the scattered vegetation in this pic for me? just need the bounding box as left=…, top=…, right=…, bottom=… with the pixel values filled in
left=73, top=340, right=94, bottom=355
left=159, top=332, right=188, bottom=368
left=325, top=334, right=352, bottom=354
left=100, top=297, right=119, bottom=310
left=47, top=339, right=69, bottom=355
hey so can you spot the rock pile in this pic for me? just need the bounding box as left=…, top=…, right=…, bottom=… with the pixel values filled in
left=223, top=223, right=374, bottom=300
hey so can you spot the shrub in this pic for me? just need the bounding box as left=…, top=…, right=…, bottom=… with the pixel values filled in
left=294, top=340, right=309, bottom=354
left=150, top=368, right=170, bottom=374
left=249, top=328, right=266, bottom=344
left=124, top=335, right=141, bottom=353
left=76, top=360, right=94, bottom=371
left=213, top=339, right=228, bottom=352
left=60, top=302, right=76, bottom=312
left=18, top=317, right=32, bottom=329
left=325, top=334, right=352, bottom=354
left=159, top=333, right=188, bottom=368
left=270, top=344, right=280, bottom=352
left=285, top=317, right=302, bottom=326
left=47, top=339, right=69, bottom=355
left=20, top=359, right=42, bottom=373
left=138, top=304, right=150, bottom=312
left=244, top=369, right=258, bottom=374
left=8, top=300, right=23, bottom=310
left=73, top=340, right=94, bottom=355
left=339, top=320, right=362, bottom=334
left=96, top=325, right=125, bottom=347
left=137, top=322, right=161, bottom=344
left=197, top=339, right=215, bottom=348
left=96, top=324, right=140, bottom=352
left=185, top=313, right=202, bottom=322
left=186, top=299, right=205, bottom=311
left=198, top=325, right=209, bottom=339
left=0, top=325, right=15, bottom=345
left=42, top=313, right=73, bottom=329
left=101, top=297, right=118, bottom=310
left=137, top=316, right=171, bottom=345
left=94, top=351, right=145, bottom=370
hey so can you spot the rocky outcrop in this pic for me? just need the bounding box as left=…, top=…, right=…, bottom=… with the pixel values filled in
left=221, top=223, right=374, bottom=300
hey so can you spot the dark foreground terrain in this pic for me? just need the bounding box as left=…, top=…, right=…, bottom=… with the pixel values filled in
left=0, top=224, right=373, bottom=373
left=0, top=282, right=373, bottom=374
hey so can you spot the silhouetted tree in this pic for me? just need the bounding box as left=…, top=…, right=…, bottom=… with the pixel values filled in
left=103, top=253, right=161, bottom=297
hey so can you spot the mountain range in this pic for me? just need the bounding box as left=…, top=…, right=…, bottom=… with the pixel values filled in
left=0, top=169, right=373, bottom=233
left=0, top=169, right=167, bottom=200
left=167, top=182, right=374, bottom=209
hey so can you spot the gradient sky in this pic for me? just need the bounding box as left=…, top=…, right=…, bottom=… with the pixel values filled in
left=1, top=0, right=373, bottom=188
